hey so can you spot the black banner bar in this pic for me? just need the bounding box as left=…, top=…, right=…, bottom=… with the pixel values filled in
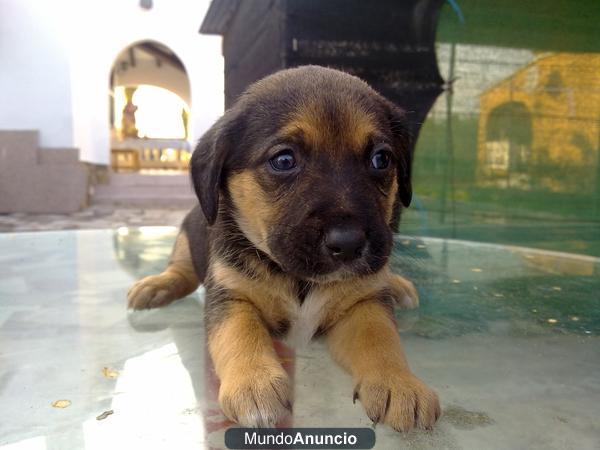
left=225, top=428, right=375, bottom=449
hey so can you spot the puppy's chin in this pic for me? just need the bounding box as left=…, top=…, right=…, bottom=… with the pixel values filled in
left=302, top=267, right=365, bottom=284
left=278, top=252, right=389, bottom=284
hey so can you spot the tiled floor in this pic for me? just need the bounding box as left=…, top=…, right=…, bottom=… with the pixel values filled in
left=0, top=205, right=189, bottom=232
left=1, top=229, right=598, bottom=449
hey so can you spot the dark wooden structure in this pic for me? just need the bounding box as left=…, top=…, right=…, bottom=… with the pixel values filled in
left=200, top=0, right=446, bottom=148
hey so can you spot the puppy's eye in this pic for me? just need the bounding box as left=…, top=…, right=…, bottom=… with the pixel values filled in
left=370, top=147, right=392, bottom=170
left=269, top=149, right=296, bottom=171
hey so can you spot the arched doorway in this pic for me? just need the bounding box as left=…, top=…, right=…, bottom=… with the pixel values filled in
left=109, top=41, right=192, bottom=172
left=483, top=101, right=532, bottom=187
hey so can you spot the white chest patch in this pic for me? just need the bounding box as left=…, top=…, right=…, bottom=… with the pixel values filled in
left=286, top=289, right=330, bottom=348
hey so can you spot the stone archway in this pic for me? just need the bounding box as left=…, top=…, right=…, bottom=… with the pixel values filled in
left=484, top=102, right=532, bottom=179
left=108, top=40, right=192, bottom=172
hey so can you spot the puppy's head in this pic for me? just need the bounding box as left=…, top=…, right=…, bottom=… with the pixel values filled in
left=192, top=66, right=412, bottom=281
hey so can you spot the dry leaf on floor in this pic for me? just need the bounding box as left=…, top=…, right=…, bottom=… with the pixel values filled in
left=96, top=410, right=114, bottom=421
left=51, top=400, right=71, bottom=408
left=102, top=367, right=119, bottom=379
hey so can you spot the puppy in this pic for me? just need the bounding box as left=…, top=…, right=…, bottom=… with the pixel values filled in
left=128, top=66, right=440, bottom=431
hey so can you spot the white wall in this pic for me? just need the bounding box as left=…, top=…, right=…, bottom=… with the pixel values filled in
left=0, top=1, right=75, bottom=147
left=0, top=0, right=224, bottom=164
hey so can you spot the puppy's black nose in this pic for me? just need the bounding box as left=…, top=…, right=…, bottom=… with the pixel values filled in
left=324, top=227, right=366, bottom=261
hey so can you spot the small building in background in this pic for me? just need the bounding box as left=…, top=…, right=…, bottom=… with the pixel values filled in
left=478, top=53, right=600, bottom=193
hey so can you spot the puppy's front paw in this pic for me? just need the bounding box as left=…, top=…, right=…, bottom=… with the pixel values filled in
left=389, top=274, right=419, bottom=309
left=219, top=363, right=292, bottom=427
left=127, top=274, right=180, bottom=310
left=354, top=370, right=440, bottom=432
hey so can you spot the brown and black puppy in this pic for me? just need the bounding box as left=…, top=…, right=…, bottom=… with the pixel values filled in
left=127, top=66, right=440, bottom=431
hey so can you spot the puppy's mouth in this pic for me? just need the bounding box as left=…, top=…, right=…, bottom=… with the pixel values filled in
left=273, top=243, right=390, bottom=282
left=302, top=258, right=388, bottom=283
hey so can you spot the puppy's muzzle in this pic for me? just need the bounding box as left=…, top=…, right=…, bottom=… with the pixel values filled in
left=323, top=225, right=367, bottom=262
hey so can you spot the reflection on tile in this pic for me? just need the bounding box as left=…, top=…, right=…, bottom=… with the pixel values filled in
left=0, top=229, right=599, bottom=449
left=81, top=344, right=206, bottom=450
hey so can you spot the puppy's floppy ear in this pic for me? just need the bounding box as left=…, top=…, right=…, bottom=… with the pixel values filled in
left=386, top=101, right=413, bottom=208
left=190, top=113, right=242, bottom=225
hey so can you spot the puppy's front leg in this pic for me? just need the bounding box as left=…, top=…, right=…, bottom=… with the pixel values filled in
left=128, top=230, right=199, bottom=310
left=208, top=299, right=292, bottom=427
left=327, top=300, right=440, bottom=431
left=388, top=273, right=420, bottom=309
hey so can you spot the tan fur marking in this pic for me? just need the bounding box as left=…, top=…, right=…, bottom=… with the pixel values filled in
left=208, top=301, right=280, bottom=376
left=167, top=231, right=200, bottom=289
left=127, top=231, right=199, bottom=309
left=384, top=178, right=399, bottom=224
left=211, top=255, right=413, bottom=347
left=327, top=300, right=441, bottom=431
left=316, top=267, right=397, bottom=329
left=388, top=272, right=420, bottom=309
left=328, top=299, right=409, bottom=373
left=280, top=101, right=378, bottom=153
left=208, top=300, right=292, bottom=427
left=210, top=259, right=297, bottom=330
left=346, top=107, right=380, bottom=151
left=227, top=171, right=277, bottom=258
